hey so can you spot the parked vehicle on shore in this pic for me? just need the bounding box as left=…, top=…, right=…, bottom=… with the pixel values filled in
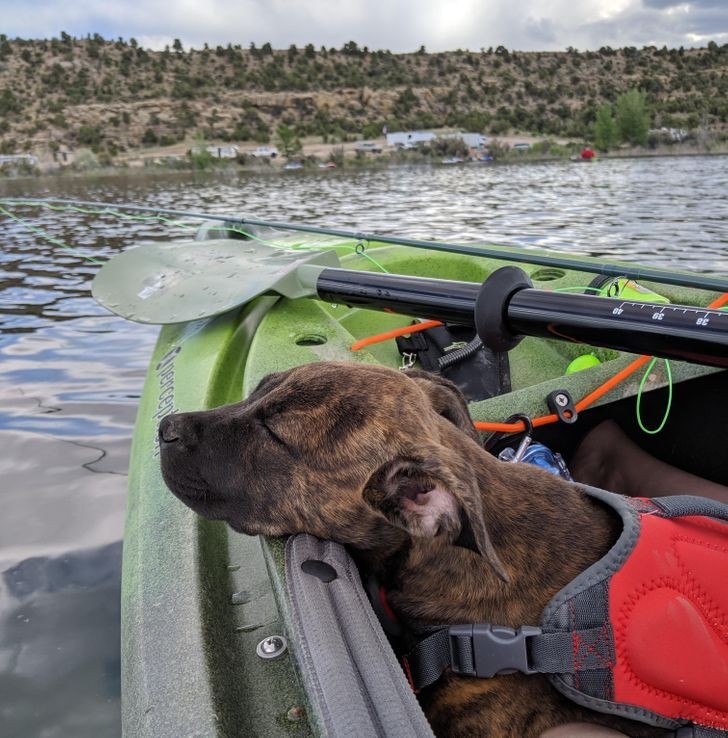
left=355, top=141, right=383, bottom=153
left=250, top=146, right=279, bottom=158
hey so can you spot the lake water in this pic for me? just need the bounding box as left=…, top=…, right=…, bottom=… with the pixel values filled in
left=0, top=155, right=726, bottom=736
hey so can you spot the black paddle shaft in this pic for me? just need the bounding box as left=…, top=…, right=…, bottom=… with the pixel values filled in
left=316, top=266, right=728, bottom=368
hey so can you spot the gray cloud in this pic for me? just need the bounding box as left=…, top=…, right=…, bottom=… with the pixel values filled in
left=643, top=0, right=726, bottom=8
left=0, top=0, right=726, bottom=51
left=580, top=3, right=728, bottom=48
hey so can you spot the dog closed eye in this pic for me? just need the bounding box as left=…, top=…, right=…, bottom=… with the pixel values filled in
left=257, top=416, right=288, bottom=447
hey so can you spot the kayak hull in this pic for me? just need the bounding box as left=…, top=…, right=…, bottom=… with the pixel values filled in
left=122, top=236, right=723, bottom=735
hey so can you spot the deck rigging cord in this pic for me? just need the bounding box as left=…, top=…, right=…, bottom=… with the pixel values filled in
left=354, top=321, right=676, bottom=435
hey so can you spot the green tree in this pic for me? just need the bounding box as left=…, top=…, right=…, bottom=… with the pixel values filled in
left=275, top=124, right=302, bottom=158
left=341, top=41, right=361, bottom=56
left=0, top=88, right=19, bottom=115
left=593, top=103, right=618, bottom=150
left=393, top=86, right=418, bottom=116
left=77, top=123, right=103, bottom=148
left=0, top=138, right=17, bottom=154
left=142, top=127, right=159, bottom=145
left=615, top=88, right=649, bottom=146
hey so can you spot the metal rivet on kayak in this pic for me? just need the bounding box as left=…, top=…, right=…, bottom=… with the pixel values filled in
left=256, top=635, right=287, bottom=660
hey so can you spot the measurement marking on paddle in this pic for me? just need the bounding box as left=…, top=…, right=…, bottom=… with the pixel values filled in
left=611, top=301, right=727, bottom=328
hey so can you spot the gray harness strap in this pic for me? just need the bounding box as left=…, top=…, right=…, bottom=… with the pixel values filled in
left=284, top=534, right=435, bottom=738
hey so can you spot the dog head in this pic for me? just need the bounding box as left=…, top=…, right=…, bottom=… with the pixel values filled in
left=159, top=361, right=507, bottom=579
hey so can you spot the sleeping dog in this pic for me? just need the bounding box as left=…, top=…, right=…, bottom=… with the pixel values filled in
left=159, top=361, right=664, bottom=738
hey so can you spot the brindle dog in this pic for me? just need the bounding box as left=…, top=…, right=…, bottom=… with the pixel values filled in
left=159, top=362, right=662, bottom=738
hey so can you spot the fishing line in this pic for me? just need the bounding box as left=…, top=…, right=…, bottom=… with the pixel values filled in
left=0, top=205, right=104, bottom=264
left=636, top=357, right=673, bottom=434
left=552, top=285, right=609, bottom=294
left=0, top=199, right=390, bottom=273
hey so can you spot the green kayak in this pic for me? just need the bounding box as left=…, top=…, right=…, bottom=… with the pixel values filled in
left=119, top=225, right=726, bottom=736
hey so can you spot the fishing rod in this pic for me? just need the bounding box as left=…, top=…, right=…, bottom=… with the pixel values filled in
left=4, top=196, right=728, bottom=293
left=91, top=238, right=728, bottom=369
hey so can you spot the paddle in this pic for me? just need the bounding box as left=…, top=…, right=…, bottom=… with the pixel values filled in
left=92, top=238, right=728, bottom=369
left=91, top=238, right=339, bottom=324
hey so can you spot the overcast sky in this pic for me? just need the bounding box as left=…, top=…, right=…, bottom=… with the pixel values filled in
left=1, top=0, right=726, bottom=52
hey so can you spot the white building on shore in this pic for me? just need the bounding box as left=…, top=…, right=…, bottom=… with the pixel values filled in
left=385, top=130, right=437, bottom=148
left=386, top=130, right=488, bottom=150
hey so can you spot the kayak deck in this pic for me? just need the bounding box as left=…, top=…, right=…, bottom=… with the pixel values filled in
left=122, top=235, right=723, bottom=735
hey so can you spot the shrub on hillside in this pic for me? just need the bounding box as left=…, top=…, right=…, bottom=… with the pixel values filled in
left=77, top=124, right=103, bottom=150
left=72, top=149, right=101, bottom=170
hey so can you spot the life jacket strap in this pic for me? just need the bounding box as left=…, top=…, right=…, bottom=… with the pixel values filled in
left=406, top=623, right=728, bottom=737
left=676, top=727, right=728, bottom=738
left=650, top=494, right=728, bottom=522
left=406, top=623, right=618, bottom=689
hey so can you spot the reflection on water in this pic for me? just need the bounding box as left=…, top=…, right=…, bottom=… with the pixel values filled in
left=0, top=155, right=726, bottom=736
left=0, top=543, right=122, bottom=738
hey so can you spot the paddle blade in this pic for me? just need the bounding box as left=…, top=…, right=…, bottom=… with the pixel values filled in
left=92, top=239, right=339, bottom=324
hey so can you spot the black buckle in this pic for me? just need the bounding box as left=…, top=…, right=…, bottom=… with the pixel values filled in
left=449, top=624, right=541, bottom=678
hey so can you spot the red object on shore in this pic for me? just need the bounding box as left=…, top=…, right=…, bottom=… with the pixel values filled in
left=581, top=147, right=596, bottom=159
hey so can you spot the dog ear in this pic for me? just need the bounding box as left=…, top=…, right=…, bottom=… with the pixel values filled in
left=364, top=454, right=509, bottom=582
left=403, top=369, right=480, bottom=443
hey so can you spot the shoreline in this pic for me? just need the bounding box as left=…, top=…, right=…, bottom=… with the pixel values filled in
left=2, top=144, right=726, bottom=182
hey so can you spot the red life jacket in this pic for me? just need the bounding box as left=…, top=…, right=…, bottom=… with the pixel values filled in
left=405, top=488, right=728, bottom=737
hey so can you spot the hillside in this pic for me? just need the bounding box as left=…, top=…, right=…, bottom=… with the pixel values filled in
left=0, top=34, right=726, bottom=164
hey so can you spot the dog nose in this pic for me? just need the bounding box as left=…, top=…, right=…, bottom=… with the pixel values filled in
left=159, top=414, right=184, bottom=444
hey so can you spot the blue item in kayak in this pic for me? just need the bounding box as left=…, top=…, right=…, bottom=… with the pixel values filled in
left=500, top=442, right=573, bottom=480
left=521, top=443, right=573, bottom=480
